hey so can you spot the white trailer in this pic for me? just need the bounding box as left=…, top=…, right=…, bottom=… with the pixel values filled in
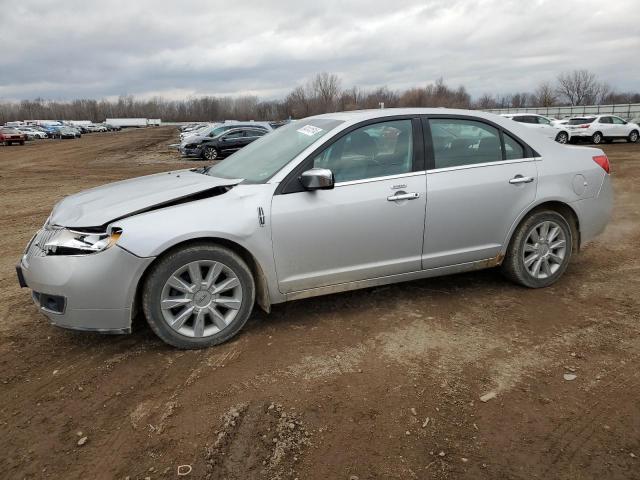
left=105, top=118, right=148, bottom=128
left=148, top=119, right=161, bottom=126
left=68, top=120, right=92, bottom=126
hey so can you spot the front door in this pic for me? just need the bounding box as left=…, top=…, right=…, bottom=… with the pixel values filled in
left=271, top=118, right=427, bottom=293
left=423, top=117, right=538, bottom=269
left=219, top=130, right=244, bottom=154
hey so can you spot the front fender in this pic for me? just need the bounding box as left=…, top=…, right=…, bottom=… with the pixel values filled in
left=113, top=183, right=284, bottom=303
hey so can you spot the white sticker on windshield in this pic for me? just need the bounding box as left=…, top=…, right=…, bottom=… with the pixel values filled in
left=297, top=125, right=323, bottom=136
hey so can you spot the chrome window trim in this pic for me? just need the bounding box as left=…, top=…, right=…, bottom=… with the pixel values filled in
left=334, top=170, right=426, bottom=187
left=427, top=157, right=539, bottom=174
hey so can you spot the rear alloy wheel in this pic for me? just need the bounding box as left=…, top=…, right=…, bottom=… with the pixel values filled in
left=555, top=132, right=569, bottom=144
left=629, top=130, right=639, bottom=143
left=502, top=210, right=573, bottom=288
left=142, top=243, right=255, bottom=349
left=203, top=146, right=219, bottom=161
left=591, top=132, right=603, bottom=145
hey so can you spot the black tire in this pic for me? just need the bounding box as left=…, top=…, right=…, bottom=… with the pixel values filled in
left=501, top=210, right=573, bottom=288
left=142, top=243, right=255, bottom=349
left=19, top=140, right=25, bottom=145
left=202, top=146, right=219, bottom=161
left=555, top=132, right=569, bottom=144
left=629, top=130, right=639, bottom=143
left=591, top=132, right=603, bottom=144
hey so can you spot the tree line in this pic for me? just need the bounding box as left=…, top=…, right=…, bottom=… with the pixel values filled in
left=1, top=70, right=638, bottom=124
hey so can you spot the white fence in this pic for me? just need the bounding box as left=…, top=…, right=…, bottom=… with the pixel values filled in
left=483, top=103, right=640, bottom=120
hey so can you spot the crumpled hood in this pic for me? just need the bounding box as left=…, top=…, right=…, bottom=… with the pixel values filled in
left=50, top=170, right=240, bottom=228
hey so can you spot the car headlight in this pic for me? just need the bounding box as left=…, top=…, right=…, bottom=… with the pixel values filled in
left=43, top=228, right=122, bottom=255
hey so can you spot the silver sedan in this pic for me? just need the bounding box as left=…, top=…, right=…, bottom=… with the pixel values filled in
left=17, top=109, right=613, bottom=348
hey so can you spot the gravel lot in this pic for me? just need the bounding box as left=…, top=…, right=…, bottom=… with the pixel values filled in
left=1, top=127, right=639, bottom=479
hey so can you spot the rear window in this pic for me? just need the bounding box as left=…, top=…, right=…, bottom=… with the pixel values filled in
left=568, top=118, right=595, bottom=125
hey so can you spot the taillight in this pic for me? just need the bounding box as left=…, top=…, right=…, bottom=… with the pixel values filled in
left=593, top=155, right=610, bottom=174
left=580, top=124, right=590, bottom=128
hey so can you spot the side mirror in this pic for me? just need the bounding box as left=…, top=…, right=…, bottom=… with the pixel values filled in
left=300, top=168, right=334, bottom=190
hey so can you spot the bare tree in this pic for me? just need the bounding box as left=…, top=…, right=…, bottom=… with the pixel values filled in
left=308, top=72, right=341, bottom=113
left=2, top=70, right=640, bottom=124
left=534, top=82, right=557, bottom=107
left=284, top=85, right=310, bottom=118
left=556, top=70, right=609, bottom=106
left=475, top=93, right=497, bottom=109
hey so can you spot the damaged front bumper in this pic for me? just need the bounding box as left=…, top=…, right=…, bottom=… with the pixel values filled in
left=18, top=240, right=154, bottom=333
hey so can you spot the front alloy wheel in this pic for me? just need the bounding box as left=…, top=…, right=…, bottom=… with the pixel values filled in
left=143, top=244, right=255, bottom=349
left=555, top=132, right=569, bottom=144
left=203, top=146, right=219, bottom=161
left=160, top=260, right=242, bottom=338
left=629, top=131, right=639, bottom=143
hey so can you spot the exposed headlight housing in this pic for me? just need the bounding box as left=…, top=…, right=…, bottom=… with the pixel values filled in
left=43, top=228, right=122, bottom=255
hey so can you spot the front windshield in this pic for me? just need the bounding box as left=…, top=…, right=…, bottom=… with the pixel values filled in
left=205, top=118, right=344, bottom=183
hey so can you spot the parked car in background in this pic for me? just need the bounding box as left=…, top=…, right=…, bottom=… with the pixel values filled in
left=565, top=115, right=640, bottom=144
left=68, top=126, right=82, bottom=138
left=40, top=125, right=60, bottom=138
left=180, top=122, right=272, bottom=150
left=180, top=123, right=208, bottom=133
left=51, top=126, right=79, bottom=139
left=15, top=126, right=47, bottom=140
left=17, top=108, right=613, bottom=349
left=0, top=127, right=27, bottom=145
left=181, top=127, right=268, bottom=160
left=180, top=123, right=216, bottom=141
left=501, top=113, right=571, bottom=144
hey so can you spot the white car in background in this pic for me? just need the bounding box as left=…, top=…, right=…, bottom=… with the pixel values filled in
left=501, top=113, right=571, bottom=144
left=16, top=126, right=47, bottom=139
left=565, top=115, right=640, bottom=145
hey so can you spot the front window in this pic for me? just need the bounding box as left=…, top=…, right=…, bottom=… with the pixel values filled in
left=311, top=119, right=413, bottom=183
left=205, top=119, right=343, bottom=183
left=611, top=116, right=626, bottom=125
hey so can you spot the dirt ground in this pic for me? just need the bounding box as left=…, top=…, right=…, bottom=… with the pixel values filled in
left=1, top=127, right=639, bottom=480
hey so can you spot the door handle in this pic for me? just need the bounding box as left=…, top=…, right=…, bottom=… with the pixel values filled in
left=509, top=175, right=534, bottom=185
left=387, top=192, right=420, bottom=201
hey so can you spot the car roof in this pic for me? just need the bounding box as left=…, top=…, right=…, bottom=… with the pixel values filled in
left=501, top=113, right=544, bottom=117
left=310, top=108, right=531, bottom=124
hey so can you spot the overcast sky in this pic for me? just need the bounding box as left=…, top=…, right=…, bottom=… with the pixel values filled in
left=1, top=0, right=638, bottom=101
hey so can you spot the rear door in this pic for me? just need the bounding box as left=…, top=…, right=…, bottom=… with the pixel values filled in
left=422, top=116, right=538, bottom=268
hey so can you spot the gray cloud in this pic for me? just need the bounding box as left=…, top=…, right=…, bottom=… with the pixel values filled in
left=0, top=0, right=638, bottom=101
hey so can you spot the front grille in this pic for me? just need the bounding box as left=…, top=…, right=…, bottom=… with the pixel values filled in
left=24, top=227, right=61, bottom=260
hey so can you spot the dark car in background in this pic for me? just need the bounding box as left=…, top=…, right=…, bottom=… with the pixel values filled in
left=51, top=126, right=80, bottom=139
left=181, top=127, right=269, bottom=160
left=0, top=127, right=27, bottom=145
